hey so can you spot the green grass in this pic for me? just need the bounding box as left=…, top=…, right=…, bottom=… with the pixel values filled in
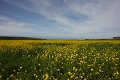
left=0, top=40, right=120, bottom=80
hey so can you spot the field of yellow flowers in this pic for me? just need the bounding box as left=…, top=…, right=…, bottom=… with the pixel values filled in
left=0, top=40, right=120, bottom=80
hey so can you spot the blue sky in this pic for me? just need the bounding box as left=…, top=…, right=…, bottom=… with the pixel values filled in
left=0, top=0, right=120, bottom=39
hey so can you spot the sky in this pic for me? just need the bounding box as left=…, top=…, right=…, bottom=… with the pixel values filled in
left=0, top=0, right=120, bottom=39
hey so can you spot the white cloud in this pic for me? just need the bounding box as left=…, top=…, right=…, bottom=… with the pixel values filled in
left=1, top=0, right=120, bottom=38
left=0, top=16, right=37, bottom=36
left=64, top=0, right=120, bottom=36
left=0, top=15, right=68, bottom=38
left=2, top=0, right=74, bottom=26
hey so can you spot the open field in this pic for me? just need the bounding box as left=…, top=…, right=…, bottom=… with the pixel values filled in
left=0, top=40, right=120, bottom=80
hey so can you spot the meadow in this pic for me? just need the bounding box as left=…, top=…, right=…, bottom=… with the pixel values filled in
left=0, top=40, right=120, bottom=80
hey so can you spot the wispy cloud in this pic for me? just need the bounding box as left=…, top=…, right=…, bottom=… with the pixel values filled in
left=2, top=0, right=74, bottom=25
left=0, top=15, right=70, bottom=38
left=64, top=0, right=120, bottom=38
left=0, top=0, right=120, bottom=38
left=0, top=15, right=36, bottom=36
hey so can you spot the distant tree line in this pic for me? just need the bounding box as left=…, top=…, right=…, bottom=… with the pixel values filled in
left=113, top=36, right=120, bottom=40
left=85, top=36, right=120, bottom=40
left=0, top=36, right=46, bottom=40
